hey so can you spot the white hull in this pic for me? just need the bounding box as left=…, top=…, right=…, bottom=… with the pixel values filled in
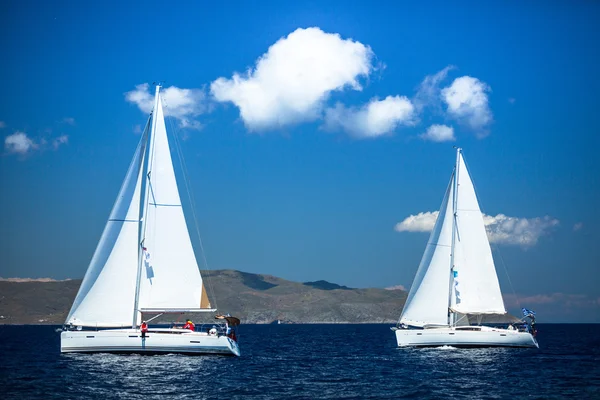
left=394, top=326, right=538, bottom=348
left=61, top=328, right=240, bottom=356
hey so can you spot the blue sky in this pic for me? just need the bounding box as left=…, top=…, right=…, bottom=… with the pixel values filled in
left=1, top=1, right=598, bottom=322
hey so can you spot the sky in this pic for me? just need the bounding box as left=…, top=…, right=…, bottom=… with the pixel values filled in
left=1, top=1, right=599, bottom=322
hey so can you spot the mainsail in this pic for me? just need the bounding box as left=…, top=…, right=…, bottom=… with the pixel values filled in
left=66, top=85, right=211, bottom=328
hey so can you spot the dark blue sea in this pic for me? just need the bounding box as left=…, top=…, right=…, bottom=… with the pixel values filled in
left=0, top=324, right=599, bottom=399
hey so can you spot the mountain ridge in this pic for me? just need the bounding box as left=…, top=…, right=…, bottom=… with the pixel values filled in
left=0, top=269, right=406, bottom=325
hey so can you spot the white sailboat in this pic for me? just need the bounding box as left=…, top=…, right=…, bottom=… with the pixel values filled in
left=393, top=148, right=538, bottom=348
left=61, top=85, right=240, bottom=356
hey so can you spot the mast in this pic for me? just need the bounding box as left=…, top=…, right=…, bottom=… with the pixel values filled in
left=131, top=84, right=161, bottom=328
left=447, top=146, right=461, bottom=326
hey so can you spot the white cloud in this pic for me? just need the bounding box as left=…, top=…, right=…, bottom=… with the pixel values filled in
left=0, top=121, right=6, bottom=128
left=414, top=65, right=455, bottom=112
left=442, top=76, right=493, bottom=136
left=394, top=211, right=439, bottom=233
left=385, top=284, right=406, bottom=291
left=133, top=124, right=142, bottom=134
left=324, top=96, right=415, bottom=138
left=395, top=211, right=559, bottom=247
left=52, top=135, right=68, bottom=150
left=125, top=83, right=207, bottom=129
left=62, top=117, right=76, bottom=126
left=4, top=131, right=37, bottom=154
left=483, top=214, right=559, bottom=246
left=4, top=130, right=69, bottom=156
left=210, top=27, right=374, bottom=131
left=420, top=124, right=455, bottom=142
left=573, top=222, right=583, bottom=232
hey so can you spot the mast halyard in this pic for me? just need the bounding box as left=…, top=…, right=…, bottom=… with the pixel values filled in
left=447, top=146, right=462, bottom=326
left=131, top=84, right=161, bottom=328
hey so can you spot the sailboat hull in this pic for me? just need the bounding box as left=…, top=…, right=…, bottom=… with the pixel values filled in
left=394, top=326, right=538, bottom=348
left=61, top=329, right=241, bottom=356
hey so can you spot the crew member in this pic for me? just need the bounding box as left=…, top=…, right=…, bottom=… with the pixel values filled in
left=183, top=319, right=195, bottom=331
left=141, top=321, right=148, bottom=338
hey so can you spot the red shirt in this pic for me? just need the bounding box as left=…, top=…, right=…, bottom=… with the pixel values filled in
left=141, top=323, right=148, bottom=333
left=183, top=322, right=195, bottom=331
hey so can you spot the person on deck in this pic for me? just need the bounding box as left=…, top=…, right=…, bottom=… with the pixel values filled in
left=141, top=321, right=148, bottom=338
left=183, top=319, right=195, bottom=331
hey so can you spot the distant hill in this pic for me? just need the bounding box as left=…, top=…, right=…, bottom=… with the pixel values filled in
left=303, top=280, right=352, bottom=290
left=0, top=270, right=406, bottom=325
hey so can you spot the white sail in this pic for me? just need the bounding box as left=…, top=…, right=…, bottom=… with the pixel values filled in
left=137, top=94, right=209, bottom=316
left=400, top=176, right=455, bottom=327
left=66, top=129, right=148, bottom=327
left=450, top=153, right=506, bottom=314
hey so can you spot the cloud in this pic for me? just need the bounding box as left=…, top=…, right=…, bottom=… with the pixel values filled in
left=125, top=83, right=208, bottom=129
left=210, top=27, right=374, bottom=131
left=420, top=124, right=455, bottom=142
left=395, top=211, right=559, bottom=247
left=52, top=135, right=68, bottom=150
left=4, top=131, right=38, bottom=154
left=133, top=124, right=142, bottom=134
left=483, top=214, right=559, bottom=246
left=0, top=277, right=69, bottom=282
left=573, top=222, right=583, bottom=232
left=323, top=96, right=415, bottom=138
left=508, top=97, right=516, bottom=104
left=0, top=121, right=5, bottom=128
left=4, top=130, right=68, bottom=156
left=442, top=76, right=493, bottom=136
left=61, top=117, right=76, bottom=126
left=414, top=65, right=455, bottom=112
left=504, top=293, right=600, bottom=308
left=395, top=211, right=439, bottom=233
left=385, top=284, right=406, bottom=291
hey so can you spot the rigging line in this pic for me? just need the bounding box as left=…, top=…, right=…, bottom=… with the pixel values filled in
left=463, top=155, right=520, bottom=312
left=163, top=96, right=219, bottom=311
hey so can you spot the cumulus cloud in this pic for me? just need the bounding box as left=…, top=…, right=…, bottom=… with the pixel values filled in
left=420, top=124, right=455, bottom=142
left=394, top=211, right=439, bottom=233
left=395, top=211, right=559, bottom=247
left=62, top=117, right=76, bottom=126
left=573, top=222, right=583, bottom=232
left=323, top=96, right=415, bottom=138
left=210, top=27, right=374, bottom=131
left=125, top=83, right=208, bottom=129
left=4, top=131, right=38, bottom=154
left=483, top=214, right=559, bottom=246
left=414, top=65, right=455, bottom=112
left=442, top=76, right=493, bottom=136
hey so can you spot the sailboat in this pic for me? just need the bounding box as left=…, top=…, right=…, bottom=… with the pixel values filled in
left=392, top=148, right=538, bottom=348
left=61, top=85, right=240, bottom=356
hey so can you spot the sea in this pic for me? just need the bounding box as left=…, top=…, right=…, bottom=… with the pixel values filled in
left=0, top=324, right=599, bottom=399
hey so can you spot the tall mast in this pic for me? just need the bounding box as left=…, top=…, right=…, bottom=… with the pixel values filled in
left=447, top=146, right=461, bottom=326
left=131, top=84, right=161, bottom=328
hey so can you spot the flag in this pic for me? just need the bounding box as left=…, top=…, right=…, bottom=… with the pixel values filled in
left=522, top=308, right=536, bottom=317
